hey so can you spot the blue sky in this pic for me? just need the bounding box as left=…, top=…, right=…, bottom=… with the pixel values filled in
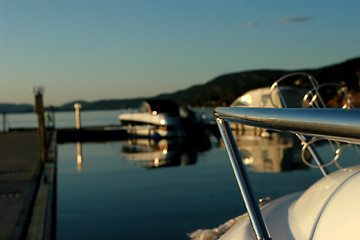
left=1, top=0, right=359, bottom=106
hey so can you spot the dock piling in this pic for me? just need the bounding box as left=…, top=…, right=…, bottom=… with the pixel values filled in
left=33, top=87, right=47, bottom=163
left=74, top=103, right=82, bottom=129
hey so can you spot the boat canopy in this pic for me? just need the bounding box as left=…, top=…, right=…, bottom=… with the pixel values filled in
left=140, top=99, right=180, bottom=117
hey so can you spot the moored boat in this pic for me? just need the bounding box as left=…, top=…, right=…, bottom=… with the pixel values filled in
left=229, top=86, right=307, bottom=136
left=118, top=99, right=185, bottom=139
left=229, top=86, right=306, bottom=108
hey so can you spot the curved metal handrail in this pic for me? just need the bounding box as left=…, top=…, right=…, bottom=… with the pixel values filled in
left=215, top=107, right=360, bottom=145
left=302, top=83, right=354, bottom=109
left=270, top=72, right=320, bottom=108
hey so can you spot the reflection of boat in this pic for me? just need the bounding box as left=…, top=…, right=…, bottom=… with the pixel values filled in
left=122, top=139, right=181, bottom=168
left=228, top=133, right=304, bottom=172
left=121, top=135, right=211, bottom=169
left=118, top=99, right=185, bottom=138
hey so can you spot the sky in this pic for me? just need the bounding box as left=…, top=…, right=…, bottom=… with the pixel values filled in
left=0, top=0, right=359, bottom=106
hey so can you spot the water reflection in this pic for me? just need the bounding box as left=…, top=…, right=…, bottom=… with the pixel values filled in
left=221, top=132, right=306, bottom=172
left=121, top=135, right=211, bottom=169
left=76, top=142, right=83, bottom=172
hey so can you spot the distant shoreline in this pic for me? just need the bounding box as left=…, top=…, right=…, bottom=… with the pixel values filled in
left=2, top=56, right=359, bottom=113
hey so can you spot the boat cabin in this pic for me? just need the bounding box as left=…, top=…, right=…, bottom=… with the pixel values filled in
left=140, top=99, right=180, bottom=117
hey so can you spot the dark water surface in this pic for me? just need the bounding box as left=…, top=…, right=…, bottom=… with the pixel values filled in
left=56, top=134, right=354, bottom=239
left=6, top=110, right=357, bottom=239
left=57, top=140, right=241, bottom=239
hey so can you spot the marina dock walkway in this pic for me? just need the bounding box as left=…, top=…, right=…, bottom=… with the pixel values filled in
left=0, top=130, right=56, bottom=240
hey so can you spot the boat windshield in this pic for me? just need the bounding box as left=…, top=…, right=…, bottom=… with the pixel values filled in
left=139, top=103, right=149, bottom=113
left=278, top=88, right=307, bottom=108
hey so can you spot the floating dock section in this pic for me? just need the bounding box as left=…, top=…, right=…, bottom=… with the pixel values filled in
left=56, top=125, right=129, bottom=143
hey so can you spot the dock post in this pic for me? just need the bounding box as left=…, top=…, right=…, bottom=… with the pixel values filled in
left=50, top=106, right=55, bottom=129
left=2, top=113, right=6, bottom=132
left=74, top=103, right=82, bottom=129
left=33, top=87, right=47, bottom=163
left=74, top=104, right=83, bottom=171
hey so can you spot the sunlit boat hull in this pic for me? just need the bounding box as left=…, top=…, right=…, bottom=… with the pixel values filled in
left=118, top=112, right=184, bottom=138
left=211, top=106, right=360, bottom=240
left=219, top=164, right=360, bottom=239
left=118, top=99, right=186, bottom=139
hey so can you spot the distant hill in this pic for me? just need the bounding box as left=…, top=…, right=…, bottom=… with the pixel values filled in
left=56, top=98, right=145, bottom=111
left=1, top=56, right=359, bottom=112
left=0, top=103, right=33, bottom=113
left=156, top=57, right=360, bottom=107
left=155, top=70, right=291, bottom=106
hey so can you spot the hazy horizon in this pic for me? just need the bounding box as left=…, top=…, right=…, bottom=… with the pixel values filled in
left=1, top=0, right=359, bottom=105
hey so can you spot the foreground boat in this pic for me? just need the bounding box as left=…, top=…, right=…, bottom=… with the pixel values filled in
left=210, top=107, right=360, bottom=239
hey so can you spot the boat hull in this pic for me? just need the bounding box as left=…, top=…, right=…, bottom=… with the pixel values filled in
left=118, top=112, right=184, bottom=138
left=219, top=164, right=360, bottom=239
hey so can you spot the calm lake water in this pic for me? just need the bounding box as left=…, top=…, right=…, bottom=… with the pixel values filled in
left=4, top=110, right=359, bottom=239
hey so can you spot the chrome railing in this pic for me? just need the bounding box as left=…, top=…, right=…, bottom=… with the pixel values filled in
left=216, top=117, right=271, bottom=240
left=270, top=73, right=359, bottom=175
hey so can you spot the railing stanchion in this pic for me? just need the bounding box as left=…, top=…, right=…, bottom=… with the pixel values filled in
left=216, top=118, right=271, bottom=240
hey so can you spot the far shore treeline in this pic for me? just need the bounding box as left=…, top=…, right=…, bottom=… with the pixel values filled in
left=2, top=56, right=360, bottom=113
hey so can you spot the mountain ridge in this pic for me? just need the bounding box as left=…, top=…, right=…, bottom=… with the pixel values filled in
left=2, top=56, right=359, bottom=113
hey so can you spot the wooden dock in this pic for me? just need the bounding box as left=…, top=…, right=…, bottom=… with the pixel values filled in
left=0, top=124, right=129, bottom=239
left=0, top=130, right=56, bottom=240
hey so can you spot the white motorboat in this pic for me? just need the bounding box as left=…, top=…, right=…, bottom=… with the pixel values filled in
left=228, top=72, right=355, bottom=137
left=229, top=86, right=307, bottom=136
left=118, top=99, right=185, bottom=139
left=229, top=86, right=306, bottom=109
